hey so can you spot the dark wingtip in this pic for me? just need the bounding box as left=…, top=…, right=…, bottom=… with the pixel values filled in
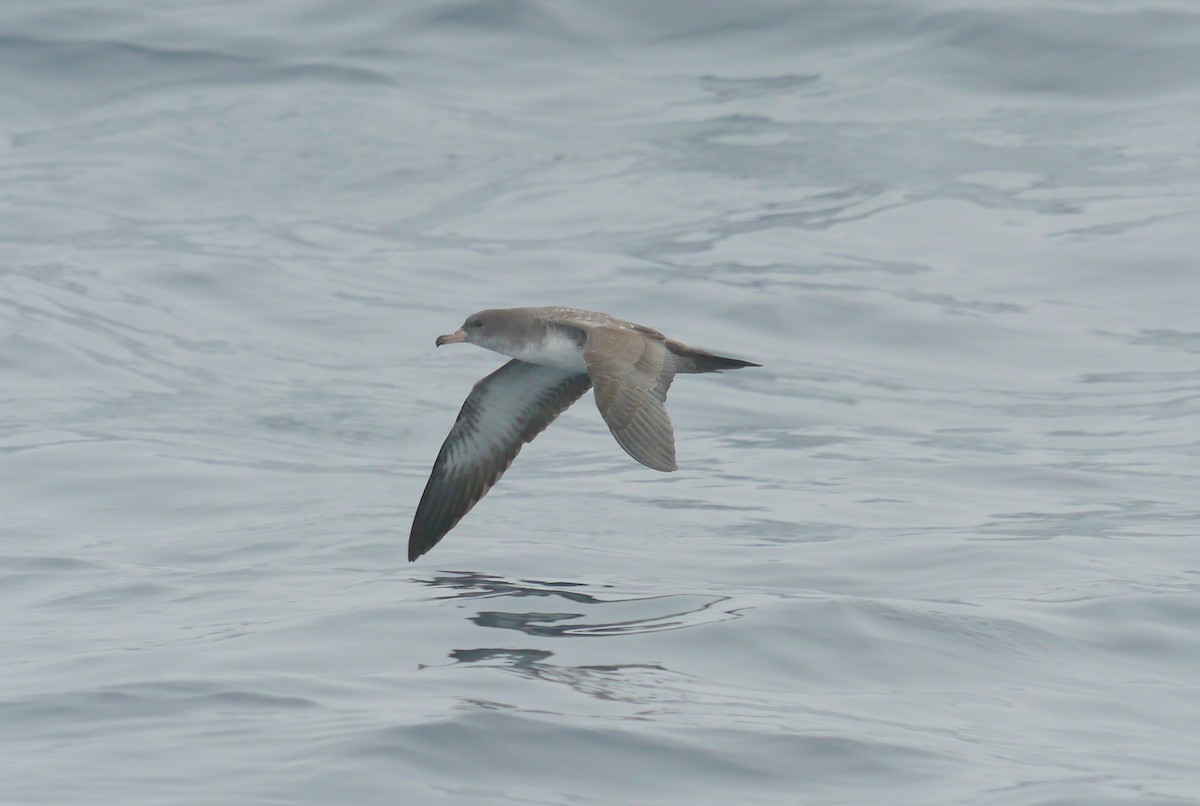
left=408, top=528, right=441, bottom=562
left=408, top=524, right=438, bottom=562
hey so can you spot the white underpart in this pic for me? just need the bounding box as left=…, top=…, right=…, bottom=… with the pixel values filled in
left=503, top=330, right=588, bottom=372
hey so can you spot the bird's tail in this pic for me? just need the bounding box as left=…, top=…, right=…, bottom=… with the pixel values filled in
left=667, top=341, right=761, bottom=373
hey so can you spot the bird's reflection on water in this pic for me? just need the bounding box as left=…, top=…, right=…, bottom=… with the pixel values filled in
left=417, top=571, right=741, bottom=637
left=440, top=647, right=690, bottom=706
left=419, top=571, right=606, bottom=604
left=414, top=572, right=746, bottom=703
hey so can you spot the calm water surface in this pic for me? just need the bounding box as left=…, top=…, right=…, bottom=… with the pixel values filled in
left=3, top=2, right=1199, bottom=804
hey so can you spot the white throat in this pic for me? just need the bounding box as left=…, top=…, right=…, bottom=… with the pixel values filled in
left=500, top=330, right=587, bottom=372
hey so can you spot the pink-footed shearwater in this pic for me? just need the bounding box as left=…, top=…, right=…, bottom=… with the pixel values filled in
left=408, top=306, right=760, bottom=561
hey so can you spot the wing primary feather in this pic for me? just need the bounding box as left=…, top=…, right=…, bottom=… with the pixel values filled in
left=584, top=328, right=679, bottom=472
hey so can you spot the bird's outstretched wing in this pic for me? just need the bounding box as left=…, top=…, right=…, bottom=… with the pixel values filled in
left=408, top=359, right=592, bottom=561
left=583, top=326, right=679, bottom=473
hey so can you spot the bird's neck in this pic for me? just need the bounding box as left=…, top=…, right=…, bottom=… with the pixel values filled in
left=494, top=327, right=587, bottom=372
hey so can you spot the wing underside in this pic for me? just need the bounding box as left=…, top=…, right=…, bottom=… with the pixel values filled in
left=408, top=359, right=592, bottom=561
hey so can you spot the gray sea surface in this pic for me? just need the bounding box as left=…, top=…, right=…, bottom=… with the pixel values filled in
left=3, top=2, right=1200, bottom=804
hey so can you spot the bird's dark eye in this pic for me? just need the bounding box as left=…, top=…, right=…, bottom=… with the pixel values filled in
left=469, top=319, right=484, bottom=329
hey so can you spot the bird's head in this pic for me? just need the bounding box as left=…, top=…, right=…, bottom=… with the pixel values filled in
left=436, top=309, right=519, bottom=353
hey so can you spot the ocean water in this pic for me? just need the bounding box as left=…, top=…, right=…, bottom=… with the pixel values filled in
left=3, top=2, right=1199, bottom=804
